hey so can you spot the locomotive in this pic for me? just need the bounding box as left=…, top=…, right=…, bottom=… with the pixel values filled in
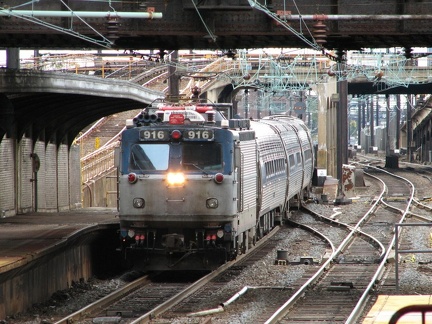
left=117, top=100, right=314, bottom=270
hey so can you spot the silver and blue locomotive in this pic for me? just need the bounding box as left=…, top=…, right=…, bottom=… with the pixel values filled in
left=117, top=102, right=314, bottom=270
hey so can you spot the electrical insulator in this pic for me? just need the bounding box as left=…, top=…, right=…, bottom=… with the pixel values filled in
left=191, top=86, right=201, bottom=98
left=106, top=16, right=120, bottom=41
left=312, top=20, right=327, bottom=46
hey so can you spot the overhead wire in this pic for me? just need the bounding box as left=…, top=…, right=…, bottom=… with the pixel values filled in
left=247, top=0, right=341, bottom=62
left=0, top=7, right=113, bottom=48
left=1, top=0, right=115, bottom=48
left=59, top=0, right=113, bottom=45
left=9, top=0, right=39, bottom=10
left=190, top=0, right=218, bottom=46
left=247, top=0, right=321, bottom=51
left=291, top=0, right=316, bottom=42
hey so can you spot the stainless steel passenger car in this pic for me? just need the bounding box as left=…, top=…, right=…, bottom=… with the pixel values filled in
left=117, top=103, right=314, bottom=270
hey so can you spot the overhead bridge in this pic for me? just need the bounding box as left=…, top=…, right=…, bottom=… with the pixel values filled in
left=3, top=0, right=432, bottom=51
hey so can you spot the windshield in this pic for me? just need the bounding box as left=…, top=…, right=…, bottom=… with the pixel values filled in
left=182, top=143, right=222, bottom=171
left=128, top=142, right=222, bottom=172
left=129, top=144, right=169, bottom=171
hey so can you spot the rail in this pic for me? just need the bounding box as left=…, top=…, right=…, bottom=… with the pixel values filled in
left=81, top=141, right=118, bottom=184
left=74, top=117, right=106, bottom=143
left=346, top=167, right=415, bottom=323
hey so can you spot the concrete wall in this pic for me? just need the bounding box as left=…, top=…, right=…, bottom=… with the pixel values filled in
left=0, top=135, right=82, bottom=216
left=0, top=227, right=119, bottom=319
left=0, top=138, right=15, bottom=217
left=0, top=243, right=93, bottom=318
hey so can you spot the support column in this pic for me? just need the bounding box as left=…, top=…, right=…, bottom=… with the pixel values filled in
left=357, top=96, right=362, bottom=146
left=316, top=78, right=337, bottom=178
left=244, top=89, right=249, bottom=119
left=370, top=95, right=375, bottom=149
left=337, top=78, right=348, bottom=182
left=6, top=48, right=20, bottom=69
left=396, top=95, right=401, bottom=149
left=407, top=94, right=412, bottom=162
left=168, top=50, right=180, bottom=100
left=386, top=94, right=390, bottom=156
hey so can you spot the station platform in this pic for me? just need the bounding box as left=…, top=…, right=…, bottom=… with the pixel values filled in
left=0, top=207, right=118, bottom=274
left=363, top=295, right=432, bottom=323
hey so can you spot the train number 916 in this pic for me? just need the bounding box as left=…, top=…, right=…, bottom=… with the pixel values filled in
left=139, top=130, right=169, bottom=141
left=184, top=130, right=214, bottom=141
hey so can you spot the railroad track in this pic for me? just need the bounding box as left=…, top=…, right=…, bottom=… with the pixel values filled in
left=264, top=164, right=414, bottom=323
left=52, top=161, right=432, bottom=323
left=54, top=226, right=291, bottom=323
left=52, top=274, right=196, bottom=323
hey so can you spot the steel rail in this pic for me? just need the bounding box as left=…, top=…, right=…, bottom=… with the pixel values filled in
left=130, top=226, right=281, bottom=324
left=345, top=165, right=415, bottom=323
left=265, top=170, right=386, bottom=323
left=53, top=275, right=152, bottom=324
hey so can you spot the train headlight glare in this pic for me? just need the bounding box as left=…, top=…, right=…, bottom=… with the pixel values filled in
left=133, top=198, right=145, bottom=208
left=206, top=198, right=218, bottom=209
left=167, top=172, right=185, bottom=186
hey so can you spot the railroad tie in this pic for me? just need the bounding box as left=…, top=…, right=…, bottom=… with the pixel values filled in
left=327, top=281, right=354, bottom=291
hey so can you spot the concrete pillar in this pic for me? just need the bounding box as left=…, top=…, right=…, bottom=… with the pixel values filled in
left=337, top=79, right=348, bottom=183
left=316, top=78, right=337, bottom=177
left=168, top=51, right=180, bottom=99
left=6, top=48, right=20, bottom=69
left=206, top=88, right=220, bottom=103
left=407, top=94, right=412, bottom=162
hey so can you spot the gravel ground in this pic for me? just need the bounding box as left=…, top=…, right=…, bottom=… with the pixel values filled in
left=8, top=169, right=432, bottom=323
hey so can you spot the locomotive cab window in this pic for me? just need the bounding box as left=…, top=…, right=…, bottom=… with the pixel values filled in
left=129, top=144, right=169, bottom=171
left=182, top=143, right=222, bottom=171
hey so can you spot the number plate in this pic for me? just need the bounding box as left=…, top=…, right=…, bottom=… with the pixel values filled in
left=139, top=130, right=169, bottom=141
left=183, top=129, right=214, bottom=141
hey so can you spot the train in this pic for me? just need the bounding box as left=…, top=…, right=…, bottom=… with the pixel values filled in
left=116, top=100, right=315, bottom=270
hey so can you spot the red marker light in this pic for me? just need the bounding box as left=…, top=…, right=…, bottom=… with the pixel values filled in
left=214, top=173, right=224, bottom=184
left=128, top=173, right=137, bottom=184
left=171, top=130, right=182, bottom=140
left=196, top=105, right=212, bottom=113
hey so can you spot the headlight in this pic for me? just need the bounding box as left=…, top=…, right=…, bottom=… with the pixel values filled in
left=206, top=198, right=218, bottom=209
left=133, top=198, right=145, bottom=208
left=167, top=172, right=185, bottom=186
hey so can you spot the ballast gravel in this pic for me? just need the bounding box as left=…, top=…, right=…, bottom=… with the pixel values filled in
left=7, top=172, right=432, bottom=323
